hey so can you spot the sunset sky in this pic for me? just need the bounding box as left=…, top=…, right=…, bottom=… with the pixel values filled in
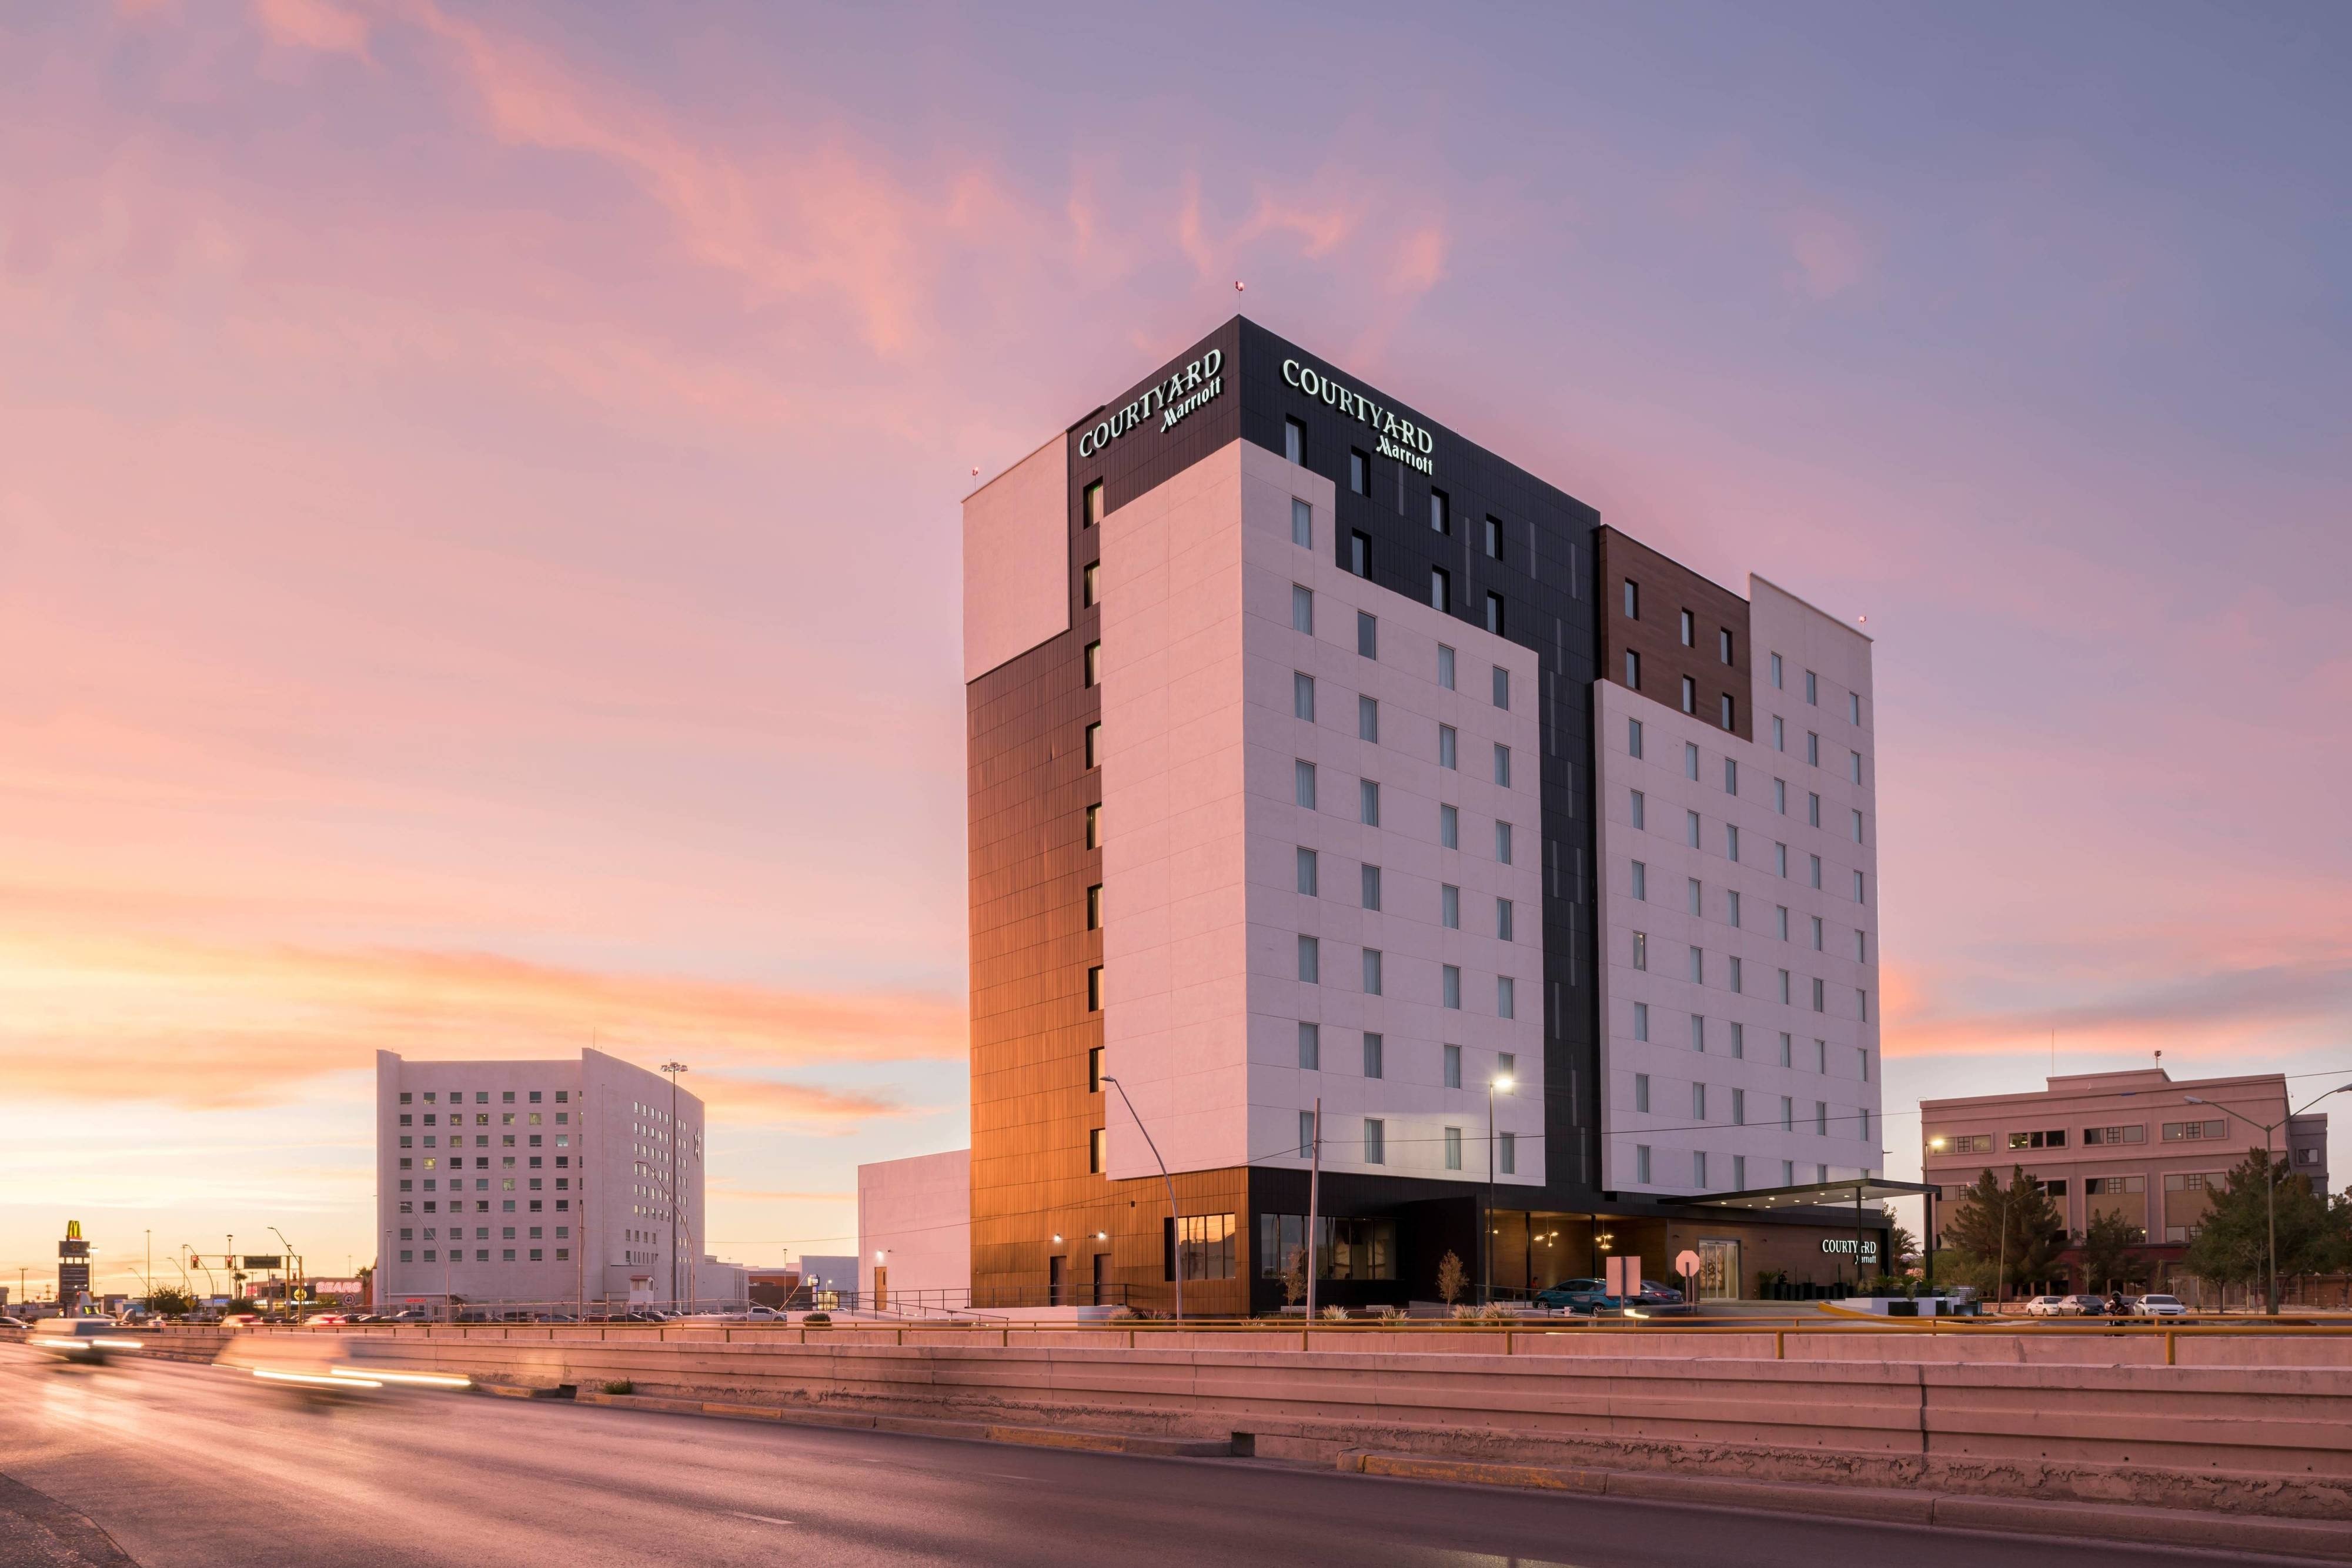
left=4, top=1, right=2347, bottom=1295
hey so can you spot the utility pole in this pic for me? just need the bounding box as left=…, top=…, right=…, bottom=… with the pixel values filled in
left=1100, top=1076, right=1180, bottom=1322
left=1304, top=1098, right=1321, bottom=1320
left=2186, top=1086, right=2349, bottom=1316
left=663, top=1062, right=689, bottom=1310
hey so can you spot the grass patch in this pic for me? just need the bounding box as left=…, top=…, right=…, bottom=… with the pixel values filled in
left=602, top=1380, right=634, bottom=1395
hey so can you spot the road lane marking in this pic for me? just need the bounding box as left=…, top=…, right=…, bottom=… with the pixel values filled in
left=728, top=1511, right=796, bottom=1526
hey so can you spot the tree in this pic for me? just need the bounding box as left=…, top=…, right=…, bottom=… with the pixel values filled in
left=1887, top=1224, right=1920, bottom=1271
left=1940, top=1166, right=2066, bottom=1303
left=1280, top=1246, right=1307, bottom=1308
left=145, top=1286, right=198, bottom=1318
left=2186, top=1147, right=2337, bottom=1309
left=2076, top=1210, right=2153, bottom=1294
left=1435, top=1251, right=1466, bottom=1307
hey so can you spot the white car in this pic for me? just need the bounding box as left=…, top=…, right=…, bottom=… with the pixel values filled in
left=2133, top=1293, right=2189, bottom=1318
left=2022, top=1295, right=2075, bottom=1316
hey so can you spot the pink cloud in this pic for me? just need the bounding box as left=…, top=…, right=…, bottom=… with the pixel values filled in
left=254, top=0, right=369, bottom=56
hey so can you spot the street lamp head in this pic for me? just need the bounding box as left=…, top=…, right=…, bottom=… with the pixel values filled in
left=2184, top=1095, right=2208, bottom=1105
left=1494, top=1076, right=1515, bottom=1093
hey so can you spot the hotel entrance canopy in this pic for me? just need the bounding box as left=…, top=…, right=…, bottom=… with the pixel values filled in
left=1689, top=1175, right=1936, bottom=1213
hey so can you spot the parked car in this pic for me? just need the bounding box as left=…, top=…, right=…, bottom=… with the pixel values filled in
left=2133, top=1293, right=2190, bottom=1318
left=2022, top=1295, right=2074, bottom=1316
left=2062, top=1293, right=2111, bottom=1316
left=1533, top=1279, right=1610, bottom=1311
left=1637, top=1280, right=1685, bottom=1305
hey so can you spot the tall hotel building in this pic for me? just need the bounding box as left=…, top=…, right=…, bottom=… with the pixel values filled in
left=942, top=318, right=1897, bottom=1312
left=374, top=1048, right=708, bottom=1309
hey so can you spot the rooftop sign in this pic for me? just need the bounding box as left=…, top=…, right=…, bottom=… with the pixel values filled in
left=1076, top=348, right=1224, bottom=458
left=1282, top=358, right=1435, bottom=476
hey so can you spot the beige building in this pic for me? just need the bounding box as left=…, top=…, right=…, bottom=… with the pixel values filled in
left=1920, top=1068, right=2328, bottom=1280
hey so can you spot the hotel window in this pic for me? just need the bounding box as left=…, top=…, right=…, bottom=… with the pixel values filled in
left=1086, top=803, right=1101, bottom=850
left=1358, top=694, right=1379, bottom=742
left=1437, top=644, right=1456, bottom=689
left=1809, top=853, right=1823, bottom=888
left=1778, top=968, right=1792, bottom=1003
left=2082, top=1125, right=2148, bottom=1146
left=1853, top=869, right=1866, bottom=902
left=1295, top=760, right=1318, bottom=808
left=1498, top=977, right=1515, bottom=1018
left=1297, top=936, right=1320, bottom=984
left=1723, top=757, right=1738, bottom=795
left=1294, top=672, right=1315, bottom=721
left=1632, top=931, right=1648, bottom=970
left=1807, top=731, right=1820, bottom=765
left=1083, top=480, right=1104, bottom=526
left=1684, top=742, right=1700, bottom=781
left=1084, top=883, right=1102, bottom=930
left=1285, top=417, right=1306, bottom=464
left=1360, top=863, right=1382, bottom=911
left=1085, top=722, right=1101, bottom=768
left=1720, top=694, right=1735, bottom=730
left=1811, top=977, right=1826, bottom=1012
left=1291, top=584, right=1314, bottom=633
left=1364, top=1119, right=1386, bottom=1165
left=1636, top=1145, right=1652, bottom=1183
left=1849, top=691, right=1862, bottom=726
left=1693, top=1082, right=1708, bottom=1119
left=1299, top=1111, right=1317, bottom=1156
left=1719, top=628, right=1733, bottom=665
left=1630, top=861, right=1647, bottom=900
left=1442, top=882, right=1460, bottom=927
left=1087, top=966, right=1103, bottom=1011
left=1685, top=810, right=1700, bottom=848
left=1357, top=610, right=1378, bottom=658
left=1492, top=664, right=1510, bottom=708
left=1623, top=580, right=1640, bottom=618
left=1495, top=821, right=1513, bottom=863
left=1444, top=1127, right=1462, bottom=1170
left=1808, top=791, right=1822, bottom=827
left=1775, top=842, right=1789, bottom=876
left=1485, top=593, right=1505, bottom=636
left=1676, top=609, right=1692, bottom=647
left=1725, top=888, right=1742, bottom=926
left=1439, top=803, right=1459, bottom=847
left=1292, top=497, right=1313, bottom=548
left=1814, top=1038, right=1828, bottom=1072
left=1689, top=947, right=1705, bottom=984
left=1438, top=724, right=1457, bottom=769
left=1629, top=790, right=1645, bottom=829
left=1493, top=744, right=1510, bottom=787
left=1484, top=516, right=1504, bottom=561
left=1805, top=670, right=1819, bottom=705
left=1429, top=488, right=1451, bottom=534
left=1349, top=530, right=1370, bottom=576
left=1359, top=778, right=1381, bottom=825
left=1858, top=1047, right=1870, bottom=1082
left=1691, top=1014, right=1706, bottom=1051
left=1774, top=778, right=1787, bottom=814
left=2161, top=1119, right=2229, bottom=1142
left=1499, top=1132, right=1516, bottom=1175
left=1729, top=956, right=1743, bottom=992
left=1810, top=914, right=1824, bottom=950
left=1850, top=809, right=1864, bottom=843
left=1635, top=1073, right=1651, bottom=1112
left=1625, top=649, right=1641, bottom=687
left=1362, top=1032, right=1384, bottom=1078
left=1634, top=1001, right=1649, bottom=1040
left=1687, top=877, right=1702, bottom=915
left=1496, top=898, right=1514, bottom=941
left=1298, top=1022, right=1319, bottom=1070
left=1430, top=567, right=1451, bottom=613
left=1442, top=965, right=1462, bottom=1009
left=1680, top=676, right=1696, bottom=714
left=1349, top=448, right=1369, bottom=494
left=1854, top=929, right=1867, bottom=962
left=1770, top=652, right=1784, bottom=688
left=1090, top=1128, right=1106, bottom=1174
left=1628, top=717, right=1644, bottom=758
left=1816, top=1102, right=1829, bottom=1135
left=1297, top=847, right=1319, bottom=896
left=1083, top=561, right=1100, bottom=606
left=1089, top=1045, right=1104, bottom=1091
left=1772, top=715, right=1785, bottom=751
left=1731, top=1021, right=1746, bottom=1058
left=1084, top=641, right=1100, bottom=687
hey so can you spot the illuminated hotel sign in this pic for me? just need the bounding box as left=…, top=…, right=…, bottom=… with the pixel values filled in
left=1077, top=349, right=1224, bottom=457
left=1282, top=357, right=1436, bottom=476
left=1821, top=1238, right=1880, bottom=1261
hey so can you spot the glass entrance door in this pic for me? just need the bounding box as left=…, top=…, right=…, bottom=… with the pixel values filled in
left=1697, top=1239, right=1740, bottom=1301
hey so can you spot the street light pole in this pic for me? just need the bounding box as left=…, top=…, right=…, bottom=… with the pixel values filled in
left=1100, top=1076, right=1180, bottom=1322
left=2186, top=1087, right=2349, bottom=1316
left=662, top=1062, right=689, bottom=1311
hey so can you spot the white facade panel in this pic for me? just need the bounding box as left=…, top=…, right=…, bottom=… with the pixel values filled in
left=1594, top=584, right=1880, bottom=1196
left=963, top=434, right=1070, bottom=682
left=858, top=1148, right=972, bottom=1305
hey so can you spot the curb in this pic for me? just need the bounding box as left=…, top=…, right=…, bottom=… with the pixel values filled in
left=1337, top=1452, right=2352, bottom=1562
left=570, top=1388, right=1234, bottom=1459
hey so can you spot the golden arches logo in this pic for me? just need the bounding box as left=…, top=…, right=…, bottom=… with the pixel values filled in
left=65, top=1220, right=82, bottom=1241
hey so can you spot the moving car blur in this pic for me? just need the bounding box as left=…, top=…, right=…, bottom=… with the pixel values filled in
left=31, top=1316, right=144, bottom=1363
left=214, top=1332, right=474, bottom=1398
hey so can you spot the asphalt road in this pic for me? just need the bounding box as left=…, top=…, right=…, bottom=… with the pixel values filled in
left=0, top=1345, right=2306, bottom=1568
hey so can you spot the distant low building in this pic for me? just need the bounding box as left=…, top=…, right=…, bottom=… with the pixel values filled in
left=1920, top=1068, right=2328, bottom=1289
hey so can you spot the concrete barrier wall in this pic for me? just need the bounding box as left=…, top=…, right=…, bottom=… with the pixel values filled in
left=159, top=1325, right=2352, bottom=1521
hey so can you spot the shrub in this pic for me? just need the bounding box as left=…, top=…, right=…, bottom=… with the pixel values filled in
left=1450, top=1303, right=1483, bottom=1322
left=803, top=1312, right=831, bottom=1326
left=1319, top=1305, right=1349, bottom=1321
left=602, top=1380, right=634, bottom=1396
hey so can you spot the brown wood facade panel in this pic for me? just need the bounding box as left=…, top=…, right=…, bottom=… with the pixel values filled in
left=1595, top=526, right=1753, bottom=740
